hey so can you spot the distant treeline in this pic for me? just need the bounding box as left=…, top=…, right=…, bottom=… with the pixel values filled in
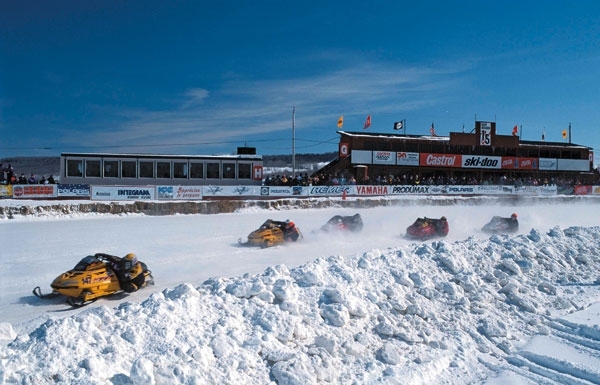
left=262, top=152, right=337, bottom=167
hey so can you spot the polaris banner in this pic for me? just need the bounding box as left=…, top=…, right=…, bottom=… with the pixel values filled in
left=157, top=186, right=203, bottom=200
left=57, top=184, right=91, bottom=198
left=91, top=186, right=155, bottom=200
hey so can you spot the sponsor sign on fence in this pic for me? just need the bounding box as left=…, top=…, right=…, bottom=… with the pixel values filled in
left=91, top=186, right=155, bottom=201
left=12, top=184, right=57, bottom=199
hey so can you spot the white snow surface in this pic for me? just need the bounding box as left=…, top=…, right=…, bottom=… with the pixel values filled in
left=2, top=198, right=600, bottom=384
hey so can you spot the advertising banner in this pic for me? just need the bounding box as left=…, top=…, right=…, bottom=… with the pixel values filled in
left=419, top=153, right=461, bottom=168
left=0, top=185, right=12, bottom=199
left=157, top=186, right=203, bottom=200
left=372, top=151, right=396, bottom=165
left=58, top=184, right=91, bottom=198
left=259, top=186, right=306, bottom=197
left=12, top=184, right=57, bottom=199
left=351, top=150, right=372, bottom=164
left=309, top=185, right=352, bottom=197
left=538, top=158, right=557, bottom=171
left=355, top=185, right=390, bottom=196
left=91, top=186, right=155, bottom=201
left=461, top=155, right=502, bottom=169
left=557, top=159, right=590, bottom=172
left=396, top=152, right=419, bottom=166
left=389, top=185, right=431, bottom=195
left=573, top=185, right=592, bottom=195
left=202, top=185, right=261, bottom=197
left=474, top=185, right=514, bottom=195
left=501, top=157, right=538, bottom=170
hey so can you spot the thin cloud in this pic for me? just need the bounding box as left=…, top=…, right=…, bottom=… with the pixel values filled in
left=58, top=59, right=470, bottom=153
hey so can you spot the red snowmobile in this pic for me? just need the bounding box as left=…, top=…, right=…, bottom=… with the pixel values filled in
left=406, top=216, right=449, bottom=240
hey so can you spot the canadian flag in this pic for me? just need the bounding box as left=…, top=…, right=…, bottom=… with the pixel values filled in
left=363, top=115, right=371, bottom=129
left=512, top=125, right=518, bottom=136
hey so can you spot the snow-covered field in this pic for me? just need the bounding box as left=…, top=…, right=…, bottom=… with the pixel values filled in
left=1, top=198, right=600, bottom=384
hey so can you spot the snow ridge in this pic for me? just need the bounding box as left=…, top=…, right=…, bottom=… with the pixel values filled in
left=2, top=225, right=600, bottom=384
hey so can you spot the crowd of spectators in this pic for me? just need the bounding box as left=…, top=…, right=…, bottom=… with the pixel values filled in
left=0, top=163, right=56, bottom=185
left=264, top=167, right=600, bottom=188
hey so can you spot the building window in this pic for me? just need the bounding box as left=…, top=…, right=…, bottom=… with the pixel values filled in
left=174, top=162, right=188, bottom=179
left=157, top=161, right=171, bottom=178
left=85, top=160, right=101, bottom=177
left=223, top=162, right=236, bottom=179
left=67, top=159, right=83, bottom=177
left=139, top=161, right=154, bottom=178
left=238, top=163, right=251, bottom=179
left=122, top=161, right=137, bottom=178
left=190, top=162, right=204, bottom=179
left=206, top=162, right=220, bottom=179
left=104, top=160, right=119, bottom=178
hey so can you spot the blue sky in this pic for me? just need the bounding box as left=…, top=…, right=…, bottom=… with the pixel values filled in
left=2, top=1, right=600, bottom=161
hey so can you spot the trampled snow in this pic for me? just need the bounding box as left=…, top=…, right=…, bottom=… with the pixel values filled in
left=1, top=198, right=600, bottom=384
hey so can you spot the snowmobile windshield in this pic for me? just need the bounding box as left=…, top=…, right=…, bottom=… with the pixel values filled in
left=73, top=255, right=99, bottom=271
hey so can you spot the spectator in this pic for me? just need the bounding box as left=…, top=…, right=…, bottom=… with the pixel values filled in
left=28, top=174, right=36, bottom=184
left=48, top=175, right=56, bottom=184
left=18, top=173, right=27, bottom=184
left=39, top=175, right=47, bottom=184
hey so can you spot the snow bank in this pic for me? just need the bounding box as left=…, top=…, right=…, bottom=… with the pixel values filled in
left=2, top=225, right=600, bottom=384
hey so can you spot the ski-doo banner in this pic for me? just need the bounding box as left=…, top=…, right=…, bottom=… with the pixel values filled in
left=202, top=185, right=262, bottom=197
left=91, top=186, right=155, bottom=201
left=157, top=186, right=203, bottom=200
left=12, top=184, right=57, bottom=199
left=461, top=155, right=502, bottom=169
left=57, top=184, right=91, bottom=198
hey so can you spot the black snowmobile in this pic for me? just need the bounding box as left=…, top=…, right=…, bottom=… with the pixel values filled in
left=320, top=214, right=364, bottom=233
left=481, top=213, right=519, bottom=234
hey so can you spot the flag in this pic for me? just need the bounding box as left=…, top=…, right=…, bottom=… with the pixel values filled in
left=512, top=125, right=518, bottom=136
left=542, top=129, right=545, bottom=141
left=337, top=116, right=343, bottom=128
left=429, top=122, right=437, bottom=136
left=393, top=121, right=403, bottom=130
left=363, top=115, right=371, bottom=129
left=562, top=129, right=568, bottom=139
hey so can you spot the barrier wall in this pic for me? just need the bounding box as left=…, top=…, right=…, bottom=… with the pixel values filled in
left=2, top=183, right=597, bottom=200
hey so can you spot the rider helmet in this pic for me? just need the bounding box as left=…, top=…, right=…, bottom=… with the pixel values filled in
left=441, top=216, right=447, bottom=221
left=511, top=213, right=518, bottom=219
left=123, top=253, right=138, bottom=270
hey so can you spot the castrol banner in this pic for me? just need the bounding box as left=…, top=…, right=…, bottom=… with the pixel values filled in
left=419, top=153, right=461, bottom=168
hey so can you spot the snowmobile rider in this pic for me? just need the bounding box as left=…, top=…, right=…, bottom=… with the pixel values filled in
left=95, top=253, right=145, bottom=293
left=508, top=213, right=519, bottom=231
left=283, top=220, right=300, bottom=241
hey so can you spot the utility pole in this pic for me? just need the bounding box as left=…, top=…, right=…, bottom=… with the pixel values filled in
left=292, top=107, right=296, bottom=178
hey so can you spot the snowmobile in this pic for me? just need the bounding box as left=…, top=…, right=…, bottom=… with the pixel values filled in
left=481, top=213, right=519, bottom=234
left=238, top=219, right=302, bottom=248
left=33, top=253, right=154, bottom=307
left=405, top=216, right=449, bottom=240
left=320, top=214, right=364, bottom=233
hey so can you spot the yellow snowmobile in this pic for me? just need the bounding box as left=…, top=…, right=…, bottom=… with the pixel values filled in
left=238, top=219, right=301, bottom=248
left=33, top=253, right=154, bottom=307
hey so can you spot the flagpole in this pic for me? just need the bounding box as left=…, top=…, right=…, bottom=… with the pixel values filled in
left=569, top=122, right=572, bottom=144
left=292, top=106, right=296, bottom=178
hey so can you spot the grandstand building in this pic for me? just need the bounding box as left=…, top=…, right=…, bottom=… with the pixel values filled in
left=320, top=121, right=595, bottom=185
